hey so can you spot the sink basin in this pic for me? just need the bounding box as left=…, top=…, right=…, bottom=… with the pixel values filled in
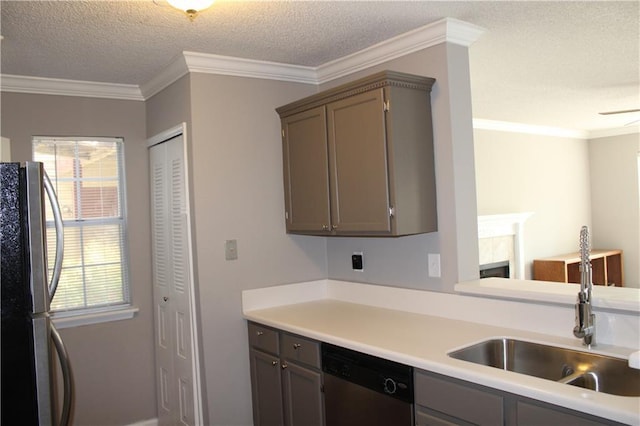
left=448, top=338, right=640, bottom=396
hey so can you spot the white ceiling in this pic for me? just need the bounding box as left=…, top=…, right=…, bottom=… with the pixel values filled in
left=1, top=1, right=639, bottom=134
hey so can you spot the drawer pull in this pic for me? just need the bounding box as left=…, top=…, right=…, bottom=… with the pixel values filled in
left=271, top=360, right=278, bottom=367
left=293, top=343, right=301, bottom=350
left=256, top=331, right=264, bottom=336
left=281, top=362, right=288, bottom=370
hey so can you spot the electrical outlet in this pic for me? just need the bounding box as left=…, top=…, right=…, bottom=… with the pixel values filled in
left=352, top=252, right=364, bottom=271
left=428, top=253, right=441, bottom=278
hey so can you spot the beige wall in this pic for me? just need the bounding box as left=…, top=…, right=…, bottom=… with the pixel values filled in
left=589, top=133, right=640, bottom=287
left=146, top=75, right=192, bottom=138
left=325, top=43, right=480, bottom=291
left=474, top=129, right=592, bottom=279
left=146, top=73, right=328, bottom=425
left=1, top=92, right=156, bottom=424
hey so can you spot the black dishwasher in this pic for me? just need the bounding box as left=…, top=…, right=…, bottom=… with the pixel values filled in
left=321, top=343, right=414, bottom=426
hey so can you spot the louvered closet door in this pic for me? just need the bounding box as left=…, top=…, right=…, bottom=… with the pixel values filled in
left=150, top=135, right=195, bottom=426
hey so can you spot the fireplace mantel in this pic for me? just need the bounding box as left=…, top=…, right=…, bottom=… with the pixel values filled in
left=478, top=212, right=533, bottom=279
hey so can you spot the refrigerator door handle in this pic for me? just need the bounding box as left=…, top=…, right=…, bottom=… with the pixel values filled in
left=43, top=171, right=64, bottom=300
left=51, top=324, right=74, bottom=426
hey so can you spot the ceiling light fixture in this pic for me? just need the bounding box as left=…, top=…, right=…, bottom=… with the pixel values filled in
left=167, top=0, right=215, bottom=21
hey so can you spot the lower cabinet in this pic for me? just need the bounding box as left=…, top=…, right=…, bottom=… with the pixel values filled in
left=248, top=322, right=324, bottom=426
left=414, top=369, right=624, bottom=426
left=513, top=399, right=616, bottom=426
left=247, top=324, right=623, bottom=426
left=249, top=348, right=284, bottom=426
left=415, top=370, right=503, bottom=426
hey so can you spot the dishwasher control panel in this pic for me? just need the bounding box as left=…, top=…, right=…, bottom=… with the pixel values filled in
left=321, top=342, right=414, bottom=403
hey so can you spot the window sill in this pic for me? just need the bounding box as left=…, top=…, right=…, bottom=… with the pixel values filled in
left=51, top=306, right=139, bottom=329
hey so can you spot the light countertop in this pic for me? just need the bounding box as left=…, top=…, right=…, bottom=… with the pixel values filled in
left=456, top=278, right=640, bottom=313
left=242, top=280, right=640, bottom=425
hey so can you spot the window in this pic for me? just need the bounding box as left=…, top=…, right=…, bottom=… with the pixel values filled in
left=33, top=137, right=130, bottom=315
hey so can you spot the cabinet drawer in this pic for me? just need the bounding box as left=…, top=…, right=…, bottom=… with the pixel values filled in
left=248, top=322, right=280, bottom=355
left=415, top=371, right=503, bottom=426
left=281, top=333, right=321, bottom=368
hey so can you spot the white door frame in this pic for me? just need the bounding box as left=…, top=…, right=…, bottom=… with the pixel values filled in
left=148, top=123, right=204, bottom=425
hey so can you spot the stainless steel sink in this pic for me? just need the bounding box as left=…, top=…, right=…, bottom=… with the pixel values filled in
left=448, top=338, right=640, bottom=397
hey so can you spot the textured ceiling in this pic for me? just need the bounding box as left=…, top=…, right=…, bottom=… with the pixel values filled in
left=1, top=1, right=639, bottom=132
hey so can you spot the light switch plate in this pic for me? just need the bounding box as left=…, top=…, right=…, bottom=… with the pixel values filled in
left=225, top=239, right=238, bottom=260
left=428, top=253, right=441, bottom=277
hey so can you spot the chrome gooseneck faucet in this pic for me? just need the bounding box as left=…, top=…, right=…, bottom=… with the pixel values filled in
left=573, top=225, right=596, bottom=347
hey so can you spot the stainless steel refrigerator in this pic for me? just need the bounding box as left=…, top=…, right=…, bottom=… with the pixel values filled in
left=1, top=162, right=74, bottom=425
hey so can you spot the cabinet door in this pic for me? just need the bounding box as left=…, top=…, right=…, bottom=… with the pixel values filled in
left=282, top=362, right=324, bottom=426
left=249, top=349, right=284, bottom=426
left=282, top=106, right=331, bottom=233
left=327, top=89, right=391, bottom=233
left=414, top=370, right=504, bottom=426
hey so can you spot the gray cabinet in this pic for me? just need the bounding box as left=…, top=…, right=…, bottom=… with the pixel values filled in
left=514, top=399, right=613, bottom=426
left=249, top=348, right=285, bottom=426
left=277, top=71, right=437, bottom=236
left=414, top=369, right=624, bottom=426
left=248, top=322, right=324, bottom=426
left=281, top=107, right=330, bottom=233
left=282, top=361, right=324, bottom=426
left=415, top=370, right=503, bottom=426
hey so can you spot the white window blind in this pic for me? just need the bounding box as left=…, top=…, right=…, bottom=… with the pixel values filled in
left=33, top=137, right=130, bottom=313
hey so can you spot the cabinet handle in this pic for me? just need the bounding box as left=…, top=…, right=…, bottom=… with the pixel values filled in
left=281, top=362, right=288, bottom=370
left=331, top=225, right=338, bottom=230
left=322, top=224, right=329, bottom=231
left=271, top=360, right=278, bottom=367
left=256, top=331, right=264, bottom=336
left=293, top=343, right=301, bottom=350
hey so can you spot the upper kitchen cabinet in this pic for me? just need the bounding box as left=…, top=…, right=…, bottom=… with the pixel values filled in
left=277, top=71, right=437, bottom=236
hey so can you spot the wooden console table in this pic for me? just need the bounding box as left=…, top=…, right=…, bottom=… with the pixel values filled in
left=533, top=249, right=624, bottom=287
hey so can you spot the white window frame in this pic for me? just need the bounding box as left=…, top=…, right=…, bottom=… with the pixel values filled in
left=33, top=136, right=137, bottom=328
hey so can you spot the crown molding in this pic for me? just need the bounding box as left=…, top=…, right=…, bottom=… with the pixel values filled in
left=0, top=74, right=144, bottom=101
left=140, top=51, right=317, bottom=100
left=316, top=18, right=485, bottom=84
left=140, top=52, right=189, bottom=100
left=184, top=51, right=317, bottom=83
left=473, top=118, right=640, bottom=139
left=473, top=119, right=589, bottom=139
left=587, top=125, right=640, bottom=139
left=443, top=17, right=488, bottom=47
